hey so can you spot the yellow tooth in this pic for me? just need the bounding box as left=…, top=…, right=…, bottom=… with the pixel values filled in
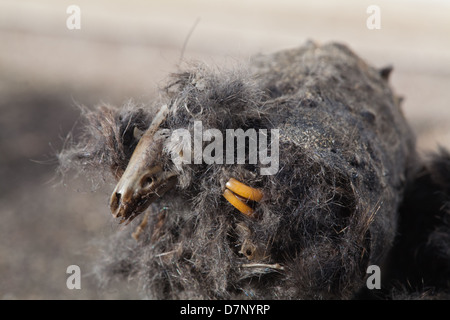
left=223, top=189, right=254, bottom=217
left=225, top=178, right=263, bottom=202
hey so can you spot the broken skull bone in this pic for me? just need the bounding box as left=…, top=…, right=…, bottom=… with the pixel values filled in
left=109, top=105, right=177, bottom=224
left=109, top=104, right=264, bottom=224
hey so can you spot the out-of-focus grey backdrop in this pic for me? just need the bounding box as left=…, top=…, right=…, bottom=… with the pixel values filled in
left=0, top=0, right=449, bottom=299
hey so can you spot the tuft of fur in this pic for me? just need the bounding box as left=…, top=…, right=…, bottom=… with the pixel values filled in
left=58, top=102, right=154, bottom=180
left=60, top=42, right=449, bottom=299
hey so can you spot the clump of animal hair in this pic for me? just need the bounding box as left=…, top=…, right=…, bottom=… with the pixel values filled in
left=58, top=101, right=154, bottom=181
left=59, top=41, right=449, bottom=299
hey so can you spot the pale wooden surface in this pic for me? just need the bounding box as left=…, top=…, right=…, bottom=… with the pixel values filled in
left=0, top=0, right=449, bottom=299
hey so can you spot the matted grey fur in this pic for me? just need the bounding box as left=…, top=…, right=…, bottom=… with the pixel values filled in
left=59, top=41, right=449, bottom=299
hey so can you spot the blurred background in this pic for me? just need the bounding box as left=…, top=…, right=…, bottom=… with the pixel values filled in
left=0, top=0, right=449, bottom=299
